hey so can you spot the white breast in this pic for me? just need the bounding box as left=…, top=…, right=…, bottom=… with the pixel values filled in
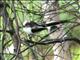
left=23, top=27, right=32, bottom=34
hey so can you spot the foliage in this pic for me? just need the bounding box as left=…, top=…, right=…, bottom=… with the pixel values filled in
left=0, top=0, right=80, bottom=60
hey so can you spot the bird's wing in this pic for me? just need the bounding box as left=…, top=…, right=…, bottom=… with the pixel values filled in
left=32, top=27, right=47, bottom=33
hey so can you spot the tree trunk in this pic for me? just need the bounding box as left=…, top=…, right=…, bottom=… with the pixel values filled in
left=42, top=1, right=71, bottom=60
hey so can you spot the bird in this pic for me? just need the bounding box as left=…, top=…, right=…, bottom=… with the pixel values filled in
left=23, top=20, right=59, bottom=35
left=23, top=20, right=68, bottom=34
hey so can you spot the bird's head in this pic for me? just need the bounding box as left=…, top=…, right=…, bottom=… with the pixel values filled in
left=23, top=20, right=33, bottom=34
left=23, top=20, right=31, bottom=27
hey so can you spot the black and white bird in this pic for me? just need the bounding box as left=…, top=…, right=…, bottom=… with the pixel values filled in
left=23, top=21, right=45, bottom=34
left=23, top=20, right=68, bottom=34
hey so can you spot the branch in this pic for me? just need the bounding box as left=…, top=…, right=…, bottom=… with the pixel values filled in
left=19, top=37, right=80, bottom=55
left=24, top=37, right=80, bottom=45
left=0, top=29, right=14, bottom=35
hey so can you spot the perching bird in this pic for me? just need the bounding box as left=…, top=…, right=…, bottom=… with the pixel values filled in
left=23, top=21, right=46, bottom=34
left=23, top=20, right=68, bottom=34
